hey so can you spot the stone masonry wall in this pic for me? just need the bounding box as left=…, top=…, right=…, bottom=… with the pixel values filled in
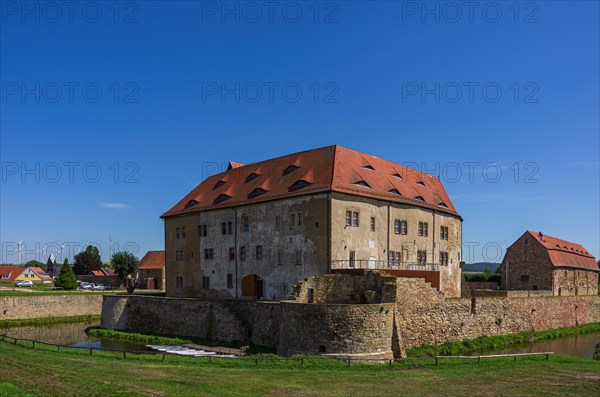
left=395, top=277, right=600, bottom=349
left=1, top=295, right=103, bottom=321
left=277, top=301, right=396, bottom=360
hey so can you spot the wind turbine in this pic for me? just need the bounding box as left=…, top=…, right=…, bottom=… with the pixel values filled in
left=17, top=241, right=23, bottom=265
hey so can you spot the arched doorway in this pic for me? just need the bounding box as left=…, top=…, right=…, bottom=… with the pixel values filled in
left=241, top=274, right=264, bottom=299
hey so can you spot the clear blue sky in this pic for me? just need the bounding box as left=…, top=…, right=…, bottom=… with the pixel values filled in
left=1, top=1, right=598, bottom=263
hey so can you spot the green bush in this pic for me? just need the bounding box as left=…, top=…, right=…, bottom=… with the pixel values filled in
left=53, top=263, right=77, bottom=290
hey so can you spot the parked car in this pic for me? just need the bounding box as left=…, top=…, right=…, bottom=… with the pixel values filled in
left=80, top=282, right=93, bottom=290
left=15, top=280, right=33, bottom=287
left=93, top=284, right=111, bottom=291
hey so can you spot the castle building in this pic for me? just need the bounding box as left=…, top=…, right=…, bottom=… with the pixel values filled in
left=161, top=145, right=463, bottom=300
left=500, top=231, right=599, bottom=295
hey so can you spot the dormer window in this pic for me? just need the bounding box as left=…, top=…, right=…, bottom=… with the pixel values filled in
left=283, top=165, right=299, bottom=176
left=245, top=173, right=260, bottom=183
left=363, top=165, right=375, bottom=171
left=388, top=189, right=401, bottom=195
left=213, top=194, right=231, bottom=204
left=289, top=180, right=312, bottom=192
left=184, top=199, right=199, bottom=209
left=213, top=180, right=226, bottom=190
left=392, top=173, right=402, bottom=179
left=438, top=202, right=448, bottom=208
left=248, top=188, right=267, bottom=199
left=352, top=180, right=371, bottom=188
left=414, top=196, right=425, bottom=202
left=417, top=181, right=426, bottom=186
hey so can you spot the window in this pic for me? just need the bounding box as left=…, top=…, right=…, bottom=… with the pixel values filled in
left=281, top=283, right=288, bottom=296
left=182, top=227, right=186, bottom=239
left=440, top=226, right=449, bottom=240
left=248, top=188, right=267, bottom=199
left=395, top=220, right=407, bottom=235
left=213, top=180, right=225, bottom=190
left=417, top=250, right=427, bottom=264
left=256, top=245, right=263, bottom=260
left=418, top=222, right=428, bottom=237
left=370, top=217, right=376, bottom=232
left=176, top=250, right=184, bottom=261
left=176, top=276, right=183, bottom=288
left=222, top=223, right=227, bottom=235
left=202, top=276, right=210, bottom=289
left=176, top=228, right=180, bottom=239
left=289, top=180, right=312, bottom=191
left=345, top=210, right=352, bottom=226
left=352, top=211, right=359, bottom=227
left=245, top=173, right=260, bottom=183
left=283, top=164, right=299, bottom=176
left=185, top=199, right=198, bottom=208
left=440, top=251, right=449, bottom=266
left=214, top=194, right=231, bottom=204
left=389, top=251, right=401, bottom=265
left=417, top=181, right=426, bottom=186
left=204, top=248, right=214, bottom=260
left=229, top=247, right=235, bottom=261
left=349, top=251, right=356, bottom=268
left=295, top=250, right=302, bottom=265
left=277, top=249, right=284, bottom=265
left=198, top=224, right=207, bottom=237
left=227, top=274, right=233, bottom=289
left=240, top=246, right=246, bottom=261
left=275, top=216, right=281, bottom=229
left=242, top=214, right=249, bottom=232
left=353, top=180, right=371, bottom=188
left=363, top=165, right=375, bottom=171
left=227, top=222, right=233, bottom=234
left=290, top=211, right=302, bottom=227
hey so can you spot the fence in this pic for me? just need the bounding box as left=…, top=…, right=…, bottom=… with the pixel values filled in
left=330, top=260, right=440, bottom=272
left=0, top=334, right=555, bottom=367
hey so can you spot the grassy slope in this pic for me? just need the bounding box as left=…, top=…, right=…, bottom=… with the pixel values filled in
left=1, top=341, right=599, bottom=397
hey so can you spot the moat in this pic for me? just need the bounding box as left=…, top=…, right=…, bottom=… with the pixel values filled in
left=2, top=321, right=599, bottom=359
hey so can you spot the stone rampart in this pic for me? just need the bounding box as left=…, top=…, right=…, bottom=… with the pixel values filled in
left=1, top=294, right=103, bottom=321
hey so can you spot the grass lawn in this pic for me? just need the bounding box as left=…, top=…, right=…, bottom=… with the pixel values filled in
left=1, top=340, right=599, bottom=397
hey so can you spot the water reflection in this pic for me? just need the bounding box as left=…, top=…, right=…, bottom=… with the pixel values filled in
left=1, top=321, right=150, bottom=352
left=475, top=333, right=600, bottom=359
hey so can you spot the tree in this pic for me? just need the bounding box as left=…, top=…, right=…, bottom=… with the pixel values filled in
left=111, top=251, right=139, bottom=294
left=25, top=260, right=47, bottom=271
left=73, top=245, right=102, bottom=275
left=54, top=262, right=77, bottom=290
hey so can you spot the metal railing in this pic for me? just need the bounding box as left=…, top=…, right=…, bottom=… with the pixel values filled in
left=331, top=260, right=440, bottom=272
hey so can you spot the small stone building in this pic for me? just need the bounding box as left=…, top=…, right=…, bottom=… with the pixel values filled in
left=138, top=251, right=165, bottom=290
left=500, top=231, right=599, bottom=296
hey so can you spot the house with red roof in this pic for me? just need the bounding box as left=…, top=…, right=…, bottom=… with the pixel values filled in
left=138, top=251, right=165, bottom=290
left=0, top=265, right=26, bottom=282
left=500, top=231, right=599, bottom=296
left=161, top=145, right=463, bottom=300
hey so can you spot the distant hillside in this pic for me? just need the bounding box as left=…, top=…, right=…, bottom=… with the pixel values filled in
left=463, top=262, right=500, bottom=273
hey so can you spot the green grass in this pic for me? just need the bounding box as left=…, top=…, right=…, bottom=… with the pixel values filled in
left=406, top=322, right=600, bottom=357
left=0, top=288, right=165, bottom=297
left=0, top=315, right=101, bottom=329
left=0, top=382, right=34, bottom=397
left=0, top=338, right=599, bottom=397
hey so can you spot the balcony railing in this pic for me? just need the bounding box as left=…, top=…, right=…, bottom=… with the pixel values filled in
left=330, top=259, right=440, bottom=272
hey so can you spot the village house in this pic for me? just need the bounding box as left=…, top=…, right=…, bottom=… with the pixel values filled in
left=500, top=231, right=599, bottom=296
left=0, top=265, right=25, bottom=282
left=14, top=266, right=53, bottom=283
left=137, top=251, right=166, bottom=290
left=161, top=145, right=463, bottom=300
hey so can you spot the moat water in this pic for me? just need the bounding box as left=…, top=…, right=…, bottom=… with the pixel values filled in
left=473, top=332, right=600, bottom=359
left=1, top=321, right=150, bottom=352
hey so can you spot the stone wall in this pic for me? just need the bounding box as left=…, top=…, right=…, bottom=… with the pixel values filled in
left=101, top=295, right=247, bottom=342
left=277, top=302, right=397, bottom=360
left=395, top=277, right=600, bottom=349
left=0, top=295, right=103, bottom=321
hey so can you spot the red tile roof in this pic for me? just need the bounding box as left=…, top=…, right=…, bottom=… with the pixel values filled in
left=91, top=270, right=105, bottom=277
left=162, top=145, right=460, bottom=219
left=0, top=266, right=25, bottom=281
left=138, top=251, right=165, bottom=270
left=527, top=231, right=599, bottom=272
left=28, top=267, right=53, bottom=280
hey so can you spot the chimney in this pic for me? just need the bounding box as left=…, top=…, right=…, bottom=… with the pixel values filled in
left=538, top=231, right=544, bottom=241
